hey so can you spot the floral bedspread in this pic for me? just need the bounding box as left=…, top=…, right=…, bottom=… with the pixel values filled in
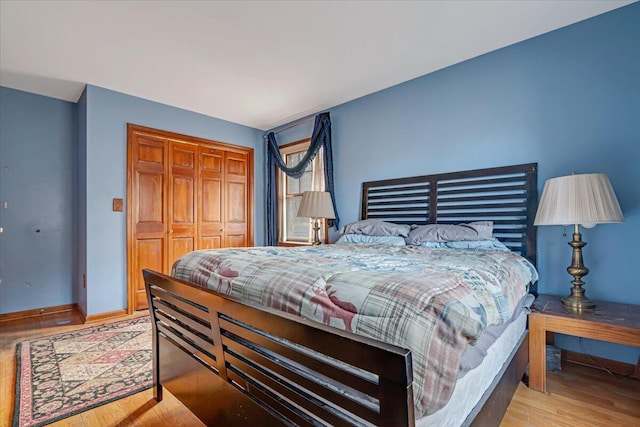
left=171, top=243, right=538, bottom=416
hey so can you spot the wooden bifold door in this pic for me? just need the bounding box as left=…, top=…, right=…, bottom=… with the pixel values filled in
left=127, top=124, right=254, bottom=312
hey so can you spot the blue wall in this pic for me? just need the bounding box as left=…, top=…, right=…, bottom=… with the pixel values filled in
left=83, top=85, right=264, bottom=315
left=272, top=4, right=640, bottom=363
left=0, top=87, right=76, bottom=313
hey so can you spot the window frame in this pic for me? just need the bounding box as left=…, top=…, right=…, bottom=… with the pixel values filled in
left=276, top=138, right=327, bottom=246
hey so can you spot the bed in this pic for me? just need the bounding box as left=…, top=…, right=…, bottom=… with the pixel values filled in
left=143, top=162, right=538, bottom=426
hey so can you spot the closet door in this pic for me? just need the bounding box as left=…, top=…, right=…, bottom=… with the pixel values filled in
left=128, top=132, right=167, bottom=311
left=225, top=151, right=250, bottom=247
left=127, top=124, right=253, bottom=313
left=168, top=141, right=198, bottom=266
left=199, top=146, right=225, bottom=249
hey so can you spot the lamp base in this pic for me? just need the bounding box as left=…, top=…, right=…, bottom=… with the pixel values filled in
left=561, top=294, right=596, bottom=311
left=562, top=224, right=596, bottom=311
left=311, top=219, right=322, bottom=245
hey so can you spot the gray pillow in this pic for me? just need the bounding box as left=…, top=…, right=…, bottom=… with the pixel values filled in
left=340, top=219, right=411, bottom=237
left=406, top=221, right=493, bottom=245
left=336, top=234, right=407, bottom=246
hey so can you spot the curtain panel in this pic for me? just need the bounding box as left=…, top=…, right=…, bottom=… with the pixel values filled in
left=266, top=112, right=339, bottom=246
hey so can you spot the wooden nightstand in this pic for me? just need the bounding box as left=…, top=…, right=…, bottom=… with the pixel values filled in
left=529, top=294, right=640, bottom=393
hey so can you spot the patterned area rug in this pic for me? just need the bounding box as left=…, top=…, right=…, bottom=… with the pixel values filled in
left=13, top=316, right=152, bottom=427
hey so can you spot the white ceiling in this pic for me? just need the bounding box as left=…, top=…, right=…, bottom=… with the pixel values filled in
left=0, top=1, right=634, bottom=130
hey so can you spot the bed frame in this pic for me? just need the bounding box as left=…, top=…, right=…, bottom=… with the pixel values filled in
left=143, top=162, right=538, bottom=426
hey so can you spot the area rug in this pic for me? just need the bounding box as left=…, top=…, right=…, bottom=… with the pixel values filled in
left=13, top=316, right=152, bottom=427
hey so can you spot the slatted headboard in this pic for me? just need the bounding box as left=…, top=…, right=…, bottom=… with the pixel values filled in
left=361, top=163, right=538, bottom=267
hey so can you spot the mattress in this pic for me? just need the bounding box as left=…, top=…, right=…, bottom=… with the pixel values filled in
left=417, top=310, right=528, bottom=427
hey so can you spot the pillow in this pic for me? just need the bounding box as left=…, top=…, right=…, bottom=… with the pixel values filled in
left=419, top=239, right=510, bottom=252
left=405, top=221, right=493, bottom=245
left=340, top=219, right=411, bottom=237
left=336, top=234, right=406, bottom=246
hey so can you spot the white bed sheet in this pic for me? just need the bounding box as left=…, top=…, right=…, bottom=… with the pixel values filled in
left=417, top=310, right=527, bottom=427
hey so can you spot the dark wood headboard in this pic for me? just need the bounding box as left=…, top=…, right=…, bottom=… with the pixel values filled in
left=361, top=163, right=538, bottom=267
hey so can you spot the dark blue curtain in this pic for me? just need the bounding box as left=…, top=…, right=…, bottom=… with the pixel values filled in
left=266, top=112, right=339, bottom=246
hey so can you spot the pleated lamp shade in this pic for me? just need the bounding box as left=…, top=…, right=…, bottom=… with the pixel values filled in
left=534, top=173, right=624, bottom=227
left=297, top=191, right=336, bottom=219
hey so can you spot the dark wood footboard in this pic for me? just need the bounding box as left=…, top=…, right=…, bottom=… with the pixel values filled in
left=144, top=269, right=415, bottom=427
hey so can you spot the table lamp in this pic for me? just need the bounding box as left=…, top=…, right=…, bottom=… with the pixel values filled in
left=297, top=191, right=336, bottom=245
left=534, top=173, right=624, bottom=310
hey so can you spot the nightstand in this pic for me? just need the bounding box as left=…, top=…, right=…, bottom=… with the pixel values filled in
left=529, top=294, right=640, bottom=393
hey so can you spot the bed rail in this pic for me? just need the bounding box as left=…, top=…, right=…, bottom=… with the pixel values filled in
left=144, top=269, right=414, bottom=427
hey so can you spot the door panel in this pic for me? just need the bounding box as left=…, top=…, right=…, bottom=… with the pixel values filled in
left=226, top=234, right=246, bottom=248
left=129, top=132, right=167, bottom=310
left=199, top=147, right=224, bottom=248
left=171, top=177, right=194, bottom=223
left=201, top=180, right=222, bottom=222
left=225, top=151, right=249, bottom=247
left=227, top=156, right=246, bottom=177
left=168, top=142, right=197, bottom=269
left=169, top=237, right=194, bottom=266
left=136, top=238, right=165, bottom=309
left=137, top=239, right=164, bottom=279
left=227, top=181, right=246, bottom=223
left=201, top=150, right=222, bottom=171
left=136, top=172, right=165, bottom=234
left=138, top=143, right=164, bottom=163
left=200, top=236, right=222, bottom=250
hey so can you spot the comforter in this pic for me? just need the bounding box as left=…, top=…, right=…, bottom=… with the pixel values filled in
left=171, top=243, right=538, bottom=416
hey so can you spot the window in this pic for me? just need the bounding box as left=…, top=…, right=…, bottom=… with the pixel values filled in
left=277, top=139, right=326, bottom=244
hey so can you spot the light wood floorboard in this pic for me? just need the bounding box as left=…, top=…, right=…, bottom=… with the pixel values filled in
left=502, top=363, right=640, bottom=427
left=1, top=311, right=638, bottom=427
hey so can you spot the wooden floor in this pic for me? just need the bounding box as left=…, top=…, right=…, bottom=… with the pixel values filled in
left=1, top=311, right=639, bottom=427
